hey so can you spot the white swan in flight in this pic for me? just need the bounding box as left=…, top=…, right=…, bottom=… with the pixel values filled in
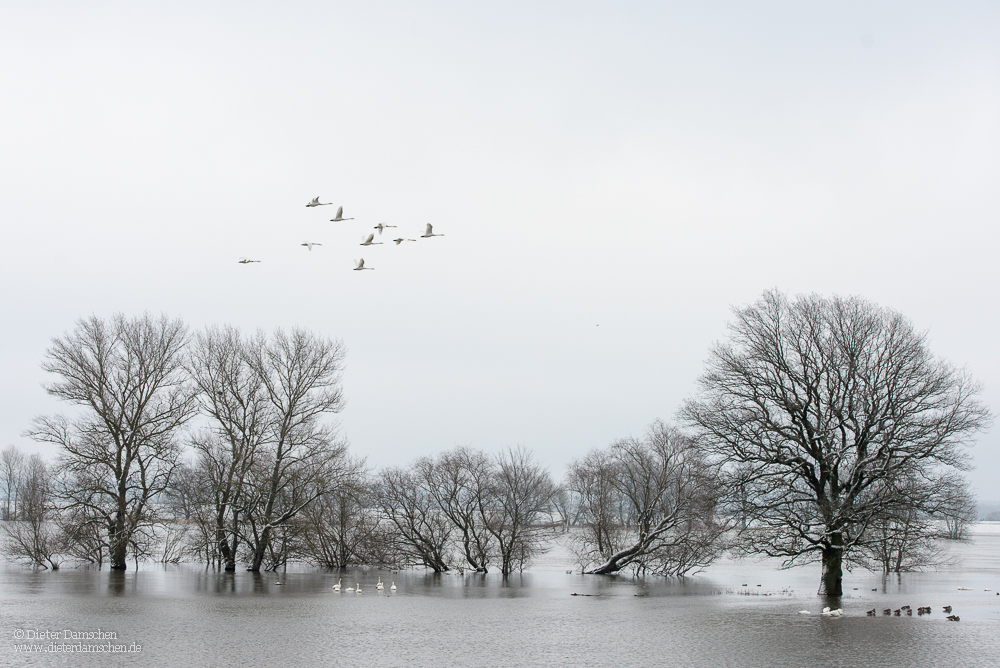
left=374, top=223, right=397, bottom=235
left=360, top=233, right=383, bottom=246
left=238, top=258, right=260, bottom=264
left=421, top=223, right=444, bottom=238
left=301, top=242, right=323, bottom=251
left=392, top=238, right=416, bottom=245
left=306, top=197, right=332, bottom=207
left=353, top=258, right=374, bottom=271
left=330, top=206, right=354, bottom=222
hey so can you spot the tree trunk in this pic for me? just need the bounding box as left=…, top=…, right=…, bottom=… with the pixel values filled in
left=109, top=514, right=128, bottom=571
left=249, top=525, right=270, bottom=572
left=818, top=534, right=843, bottom=597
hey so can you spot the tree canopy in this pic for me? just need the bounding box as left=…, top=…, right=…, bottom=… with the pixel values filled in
left=682, top=290, right=991, bottom=596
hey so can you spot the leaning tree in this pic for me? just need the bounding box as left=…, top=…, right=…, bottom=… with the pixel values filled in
left=568, top=421, right=726, bottom=576
left=682, top=290, right=991, bottom=597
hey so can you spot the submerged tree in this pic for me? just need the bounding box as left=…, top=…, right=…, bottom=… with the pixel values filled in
left=682, top=291, right=991, bottom=596
left=377, top=466, right=453, bottom=572
left=0, top=452, right=67, bottom=569
left=186, top=325, right=270, bottom=571
left=298, top=458, right=393, bottom=569
left=29, top=314, right=196, bottom=570
left=239, top=328, right=350, bottom=571
left=1, top=445, right=26, bottom=521
left=480, top=447, right=557, bottom=576
left=417, top=446, right=496, bottom=572
left=569, top=421, right=725, bottom=576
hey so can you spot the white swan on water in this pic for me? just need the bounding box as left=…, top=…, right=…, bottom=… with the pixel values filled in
left=333, top=579, right=341, bottom=591
left=390, top=582, right=396, bottom=592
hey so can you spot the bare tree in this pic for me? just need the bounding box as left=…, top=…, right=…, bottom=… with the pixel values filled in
left=567, top=448, right=628, bottom=567
left=1, top=445, right=26, bottom=521
left=1, top=453, right=67, bottom=569
left=377, top=466, right=453, bottom=572
left=417, top=446, right=496, bottom=572
left=852, top=470, right=974, bottom=572
left=569, top=422, right=725, bottom=576
left=480, top=447, right=556, bottom=576
left=938, top=475, right=977, bottom=541
left=299, top=460, right=394, bottom=568
left=186, top=325, right=270, bottom=571
left=29, top=314, right=196, bottom=570
left=682, top=291, right=992, bottom=596
left=240, top=328, right=349, bottom=572
left=163, top=459, right=200, bottom=521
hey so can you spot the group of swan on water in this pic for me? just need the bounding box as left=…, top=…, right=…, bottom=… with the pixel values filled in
left=239, top=197, right=444, bottom=269
left=332, top=577, right=396, bottom=594
left=798, top=604, right=959, bottom=620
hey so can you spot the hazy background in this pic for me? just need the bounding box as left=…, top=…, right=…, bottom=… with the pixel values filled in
left=2, top=2, right=998, bottom=498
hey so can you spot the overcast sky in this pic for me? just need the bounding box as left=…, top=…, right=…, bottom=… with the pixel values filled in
left=2, top=1, right=998, bottom=498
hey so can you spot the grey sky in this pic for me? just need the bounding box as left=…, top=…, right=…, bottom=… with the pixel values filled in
left=2, top=2, right=998, bottom=497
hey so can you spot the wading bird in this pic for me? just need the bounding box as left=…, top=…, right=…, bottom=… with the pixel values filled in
left=354, top=258, right=373, bottom=271
left=360, top=233, right=383, bottom=246
left=375, top=223, right=397, bottom=235
left=306, top=197, right=333, bottom=207
left=301, top=242, right=322, bottom=251
left=392, top=238, right=416, bottom=245
left=238, top=258, right=260, bottom=264
left=330, top=206, right=354, bottom=222
left=421, top=223, right=444, bottom=238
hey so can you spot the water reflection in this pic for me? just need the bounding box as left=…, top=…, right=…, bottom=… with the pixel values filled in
left=1, top=529, right=999, bottom=667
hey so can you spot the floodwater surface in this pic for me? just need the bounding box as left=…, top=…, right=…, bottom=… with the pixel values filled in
left=2, top=526, right=999, bottom=667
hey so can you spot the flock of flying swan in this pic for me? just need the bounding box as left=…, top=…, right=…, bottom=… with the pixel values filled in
left=238, top=197, right=445, bottom=270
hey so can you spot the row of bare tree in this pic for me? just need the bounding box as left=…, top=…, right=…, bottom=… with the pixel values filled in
left=2, top=294, right=988, bottom=593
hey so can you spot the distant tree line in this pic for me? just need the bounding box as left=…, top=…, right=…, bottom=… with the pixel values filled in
left=1, top=295, right=989, bottom=595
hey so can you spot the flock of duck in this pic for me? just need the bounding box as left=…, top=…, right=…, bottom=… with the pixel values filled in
left=331, top=576, right=396, bottom=594
left=798, top=604, right=960, bottom=621
left=237, top=197, right=445, bottom=271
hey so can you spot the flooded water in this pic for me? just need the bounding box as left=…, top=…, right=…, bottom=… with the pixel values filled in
left=3, top=525, right=1000, bottom=667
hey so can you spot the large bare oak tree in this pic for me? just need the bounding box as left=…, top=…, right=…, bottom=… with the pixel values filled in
left=682, top=291, right=991, bottom=596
